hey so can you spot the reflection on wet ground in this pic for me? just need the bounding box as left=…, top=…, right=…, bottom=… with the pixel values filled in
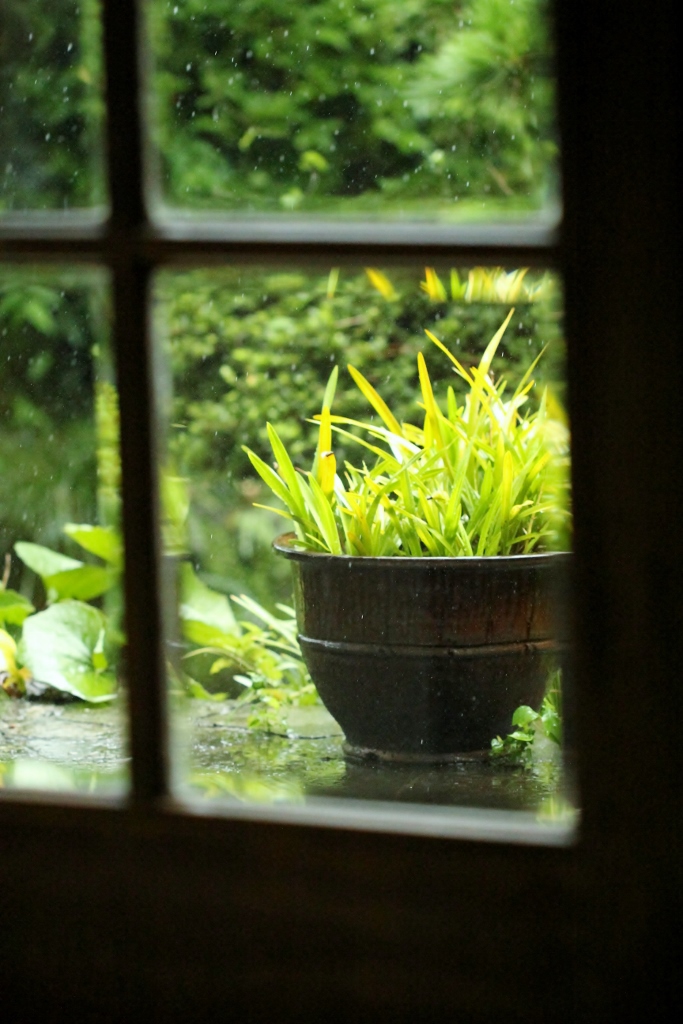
left=0, top=700, right=575, bottom=821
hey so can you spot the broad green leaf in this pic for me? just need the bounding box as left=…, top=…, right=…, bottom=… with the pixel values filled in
left=21, top=601, right=117, bottom=702
left=0, top=589, right=35, bottom=626
left=15, top=541, right=82, bottom=580
left=179, top=564, right=239, bottom=635
left=92, top=629, right=108, bottom=672
left=512, top=705, right=539, bottom=727
left=44, top=565, right=119, bottom=602
left=187, top=678, right=227, bottom=701
left=181, top=619, right=234, bottom=647
left=63, top=524, right=123, bottom=567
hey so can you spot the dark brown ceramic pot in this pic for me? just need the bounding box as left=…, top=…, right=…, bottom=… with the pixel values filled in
left=274, top=533, right=571, bottom=762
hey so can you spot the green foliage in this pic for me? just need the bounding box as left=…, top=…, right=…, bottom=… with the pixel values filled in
left=95, top=380, right=122, bottom=527
left=161, top=263, right=562, bottom=595
left=148, top=0, right=555, bottom=214
left=245, top=308, right=570, bottom=556
left=491, top=672, right=562, bottom=760
left=405, top=0, right=557, bottom=207
left=0, top=627, right=31, bottom=696
left=20, top=600, right=117, bottom=702
left=15, top=527, right=121, bottom=604
left=183, top=593, right=317, bottom=730
left=178, top=560, right=238, bottom=635
left=165, top=265, right=561, bottom=477
left=6, top=507, right=314, bottom=719
left=0, top=590, right=35, bottom=628
left=0, top=0, right=105, bottom=210
left=0, top=268, right=109, bottom=588
left=2, top=0, right=555, bottom=215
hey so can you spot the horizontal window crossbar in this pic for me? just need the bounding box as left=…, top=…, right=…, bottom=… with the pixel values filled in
left=0, top=215, right=559, bottom=266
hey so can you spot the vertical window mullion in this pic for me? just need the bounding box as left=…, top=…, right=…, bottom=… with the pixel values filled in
left=102, top=0, right=168, bottom=804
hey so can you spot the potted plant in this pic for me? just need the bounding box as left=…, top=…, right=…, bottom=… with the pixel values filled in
left=244, top=309, right=571, bottom=761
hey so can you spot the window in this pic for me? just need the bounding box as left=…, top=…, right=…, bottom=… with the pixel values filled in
left=3, top=0, right=574, bottom=837
left=1, top=2, right=679, bottom=1019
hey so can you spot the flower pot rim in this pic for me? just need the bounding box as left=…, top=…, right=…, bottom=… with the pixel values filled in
left=273, top=532, right=572, bottom=569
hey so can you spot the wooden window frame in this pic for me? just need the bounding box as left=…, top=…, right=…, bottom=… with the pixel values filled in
left=1, top=1, right=680, bottom=1018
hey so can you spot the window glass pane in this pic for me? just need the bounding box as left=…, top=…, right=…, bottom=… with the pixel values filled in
left=0, top=267, right=127, bottom=797
left=154, top=264, right=575, bottom=834
left=147, top=0, right=558, bottom=222
left=0, top=0, right=106, bottom=214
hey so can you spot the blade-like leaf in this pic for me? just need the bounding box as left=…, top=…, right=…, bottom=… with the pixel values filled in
left=179, top=564, right=239, bottom=635
left=365, top=268, right=396, bottom=300
left=266, top=423, right=305, bottom=515
left=478, top=307, right=515, bottom=377
left=348, top=364, right=403, bottom=437
left=0, top=589, right=35, bottom=627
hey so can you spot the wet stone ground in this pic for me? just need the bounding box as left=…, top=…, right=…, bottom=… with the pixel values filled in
left=0, top=698, right=572, bottom=818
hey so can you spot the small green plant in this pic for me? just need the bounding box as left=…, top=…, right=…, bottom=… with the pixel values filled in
left=182, top=594, right=318, bottom=730
left=244, top=309, right=570, bottom=557
left=491, top=671, right=563, bottom=762
left=3, top=514, right=316, bottom=723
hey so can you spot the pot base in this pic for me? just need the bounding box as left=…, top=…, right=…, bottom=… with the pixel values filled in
left=301, top=634, right=563, bottom=759
left=275, top=534, right=570, bottom=761
left=343, top=741, right=493, bottom=765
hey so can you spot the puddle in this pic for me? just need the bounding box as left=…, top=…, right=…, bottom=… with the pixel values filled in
left=1, top=698, right=573, bottom=816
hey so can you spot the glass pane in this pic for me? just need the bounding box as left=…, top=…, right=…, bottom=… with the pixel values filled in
left=0, top=0, right=106, bottom=213
left=0, top=267, right=126, bottom=797
left=147, top=0, right=558, bottom=221
left=154, top=264, right=575, bottom=834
